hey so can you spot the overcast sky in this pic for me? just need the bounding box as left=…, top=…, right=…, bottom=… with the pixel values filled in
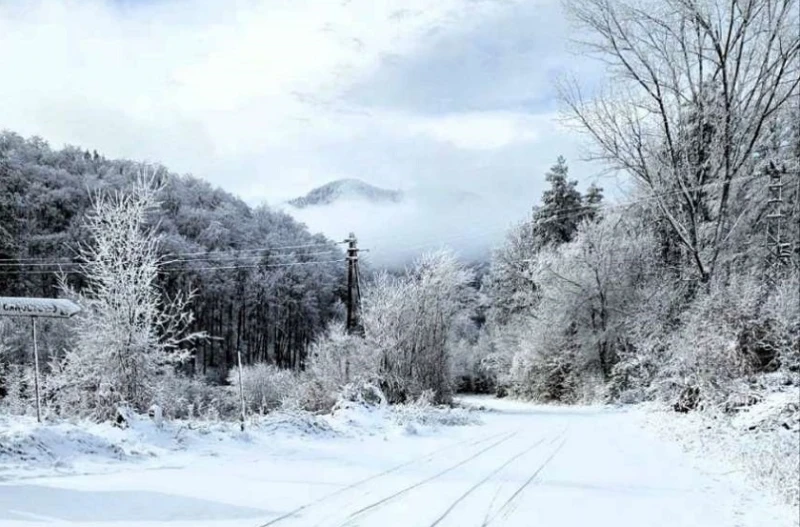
left=0, top=0, right=618, bottom=258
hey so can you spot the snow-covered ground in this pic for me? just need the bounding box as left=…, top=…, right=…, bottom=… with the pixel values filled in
left=1, top=396, right=795, bottom=527
left=644, top=388, right=800, bottom=510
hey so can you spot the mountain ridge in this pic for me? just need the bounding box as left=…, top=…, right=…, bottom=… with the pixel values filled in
left=287, top=178, right=404, bottom=208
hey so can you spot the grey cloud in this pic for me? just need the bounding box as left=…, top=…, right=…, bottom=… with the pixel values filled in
left=0, top=0, right=611, bottom=263
left=342, top=1, right=576, bottom=114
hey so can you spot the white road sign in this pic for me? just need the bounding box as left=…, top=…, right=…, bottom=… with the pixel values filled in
left=0, top=297, right=81, bottom=318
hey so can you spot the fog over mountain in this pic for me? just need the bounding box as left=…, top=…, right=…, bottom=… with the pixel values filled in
left=283, top=178, right=519, bottom=268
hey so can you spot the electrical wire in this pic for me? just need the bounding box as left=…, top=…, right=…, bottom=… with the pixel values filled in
left=0, top=258, right=345, bottom=276
left=160, top=259, right=345, bottom=273
left=0, top=240, right=344, bottom=264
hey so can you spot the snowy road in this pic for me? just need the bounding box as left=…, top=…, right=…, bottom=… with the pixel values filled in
left=2, top=396, right=793, bottom=527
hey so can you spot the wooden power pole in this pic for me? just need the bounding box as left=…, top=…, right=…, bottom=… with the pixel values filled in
left=345, top=232, right=362, bottom=334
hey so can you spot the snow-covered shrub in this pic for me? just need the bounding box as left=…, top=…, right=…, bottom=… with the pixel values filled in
left=229, top=363, right=299, bottom=414
left=391, top=390, right=480, bottom=429
left=337, top=381, right=387, bottom=407
left=449, top=327, right=494, bottom=394
left=760, top=272, right=800, bottom=374
left=254, top=324, right=386, bottom=414
left=478, top=325, right=520, bottom=397
left=651, top=273, right=794, bottom=411
left=658, top=389, right=800, bottom=509
left=0, top=364, right=35, bottom=416
left=607, top=351, right=661, bottom=404
left=152, top=374, right=236, bottom=420
left=493, top=294, right=605, bottom=404
left=756, top=426, right=800, bottom=508
left=288, top=373, right=336, bottom=413
left=508, top=349, right=585, bottom=403
left=302, top=323, right=380, bottom=408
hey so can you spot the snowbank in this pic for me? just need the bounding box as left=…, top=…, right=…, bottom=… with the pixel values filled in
left=0, top=400, right=480, bottom=482
left=0, top=415, right=167, bottom=481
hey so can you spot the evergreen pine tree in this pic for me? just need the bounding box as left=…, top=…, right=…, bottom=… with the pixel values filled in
left=531, top=156, right=585, bottom=247
left=584, top=183, right=604, bottom=222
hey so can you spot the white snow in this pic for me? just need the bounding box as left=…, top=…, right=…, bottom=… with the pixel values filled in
left=1, top=396, right=796, bottom=527
left=642, top=386, right=800, bottom=511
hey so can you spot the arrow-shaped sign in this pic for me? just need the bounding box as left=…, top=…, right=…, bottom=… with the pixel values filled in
left=0, top=297, right=81, bottom=318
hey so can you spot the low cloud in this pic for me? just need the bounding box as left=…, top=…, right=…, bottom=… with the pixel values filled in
left=285, top=194, right=529, bottom=268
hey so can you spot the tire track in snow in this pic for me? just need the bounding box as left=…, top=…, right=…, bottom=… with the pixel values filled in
left=257, top=430, right=509, bottom=526
left=480, top=475, right=507, bottom=527
left=337, top=430, right=520, bottom=526
left=427, top=433, right=551, bottom=527
left=482, top=431, right=568, bottom=526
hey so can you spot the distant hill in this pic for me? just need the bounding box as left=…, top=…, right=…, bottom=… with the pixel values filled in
left=287, top=179, right=404, bottom=208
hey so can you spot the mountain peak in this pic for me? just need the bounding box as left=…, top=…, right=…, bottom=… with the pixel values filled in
left=288, top=179, right=404, bottom=208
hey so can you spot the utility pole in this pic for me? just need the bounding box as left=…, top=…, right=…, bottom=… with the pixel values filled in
left=345, top=232, right=362, bottom=334
left=31, top=318, right=41, bottom=423
left=236, top=345, right=246, bottom=432
left=765, top=162, right=791, bottom=286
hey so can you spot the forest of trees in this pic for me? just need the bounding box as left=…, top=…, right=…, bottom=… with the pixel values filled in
left=0, top=132, right=347, bottom=417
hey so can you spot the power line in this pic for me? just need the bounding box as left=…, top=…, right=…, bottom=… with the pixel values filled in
left=0, top=240, right=344, bottom=264
left=371, top=228, right=507, bottom=254
left=360, top=177, right=749, bottom=258
left=494, top=168, right=799, bottom=243
left=165, top=241, right=345, bottom=259
left=160, top=249, right=341, bottom=266
left=0, top=258, right=345, bottom=276
left=357, top=171, right=780, bottom=260
left=0, top=250, right=342, bottom=269
left=161, top=259, right=345, bottom=273
left=4, top=166, right=794, bottom=274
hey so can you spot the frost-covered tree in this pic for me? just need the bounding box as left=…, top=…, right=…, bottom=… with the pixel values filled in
left=0, top=363, right=33, bottom=415
left=534, top=214, right=658, bottom=378
left=490, top=213, right=659, bottom=402
left=561, top=0, right=800, bottom=283
left=483, top=222, right=540, bottom=327
left=362, top=251, right=474, bottom=404
left=300, top=322, right=381, bottom=409
left=51, top=169, right=201, bottom=420
left=485, top=158, right=603, bottom=327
